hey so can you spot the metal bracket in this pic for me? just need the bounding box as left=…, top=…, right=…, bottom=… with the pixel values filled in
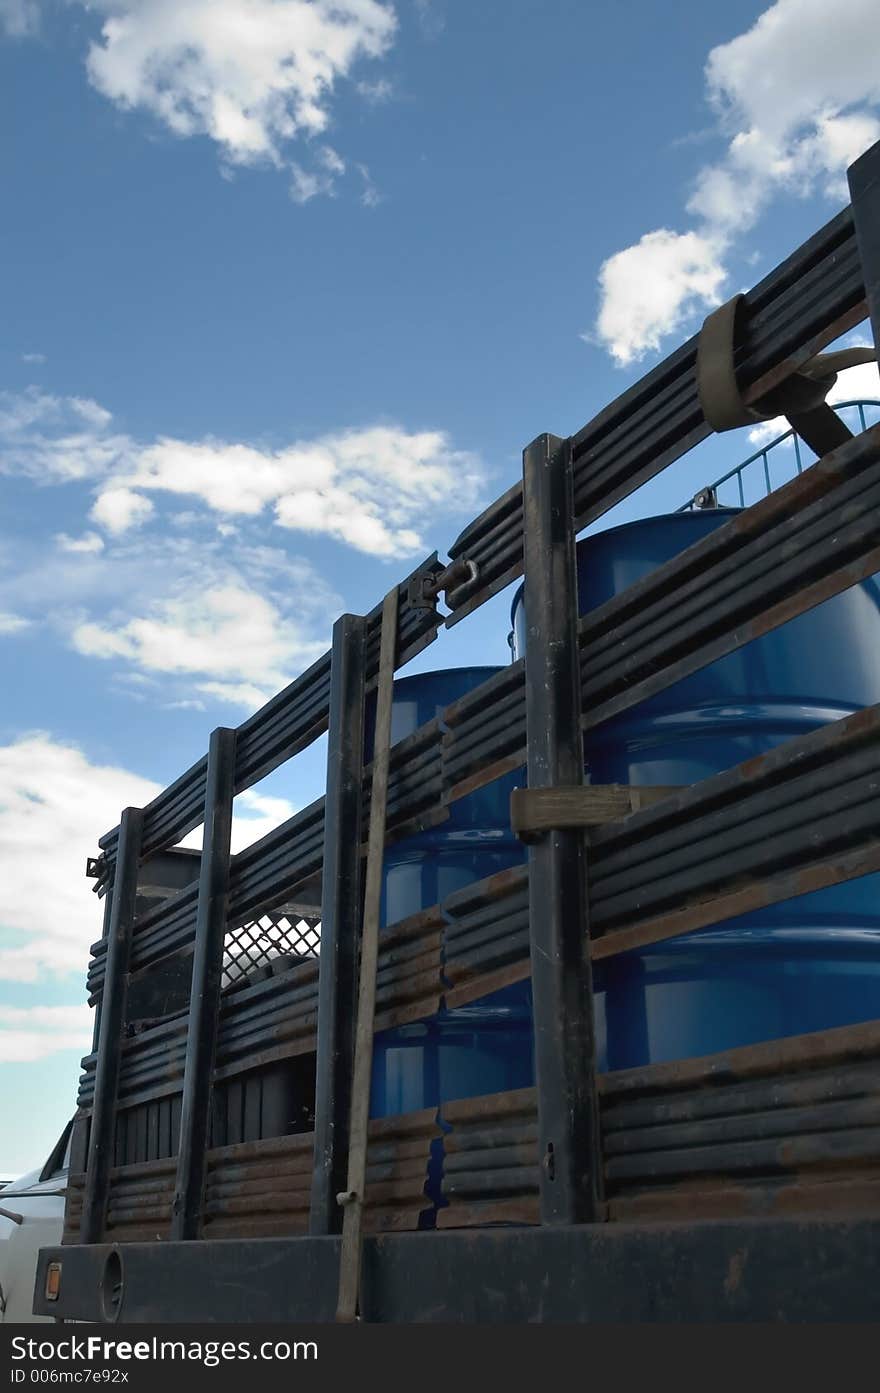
left=511, top=785, right=682, bottom=842
left=407, top=559, right=479, bottom=612
left=693, top=486, right=719, bottom=510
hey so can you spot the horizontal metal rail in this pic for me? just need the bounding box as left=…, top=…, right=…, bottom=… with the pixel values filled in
left=83, top=691, right=880, bottom=1093
left=72, top=1016, right=880, bottom=1237
left=588, top=700, right=880, bottom=955
left=438, top=1017, right=880, bottom=1228
left=85, top=688, right=880, bottom=1030
left=64, top=1110, right=438, bottom=1244
left=75, top=1015, right=880, bottom=1235
left=579, top=424, right=880, bottom=727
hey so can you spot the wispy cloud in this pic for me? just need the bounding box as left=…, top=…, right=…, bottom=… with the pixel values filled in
left=0, top=388, right=124, bottom=481
left=72, top=578, right=328, bottom=709
left=0, top=388, right=486, bottom=558
left=2, top=492, right=344, bottom=705
left=0, top=1003, right=93, bottom=1064
left=0, top=0, right=39, bottom=38
left=55, top=531, right=105, bottom=555
left=593, top=0, right=880, bottom=365
left=0, top=611, right=32, bottom=634
left=68, top=0, right=398, bottom=200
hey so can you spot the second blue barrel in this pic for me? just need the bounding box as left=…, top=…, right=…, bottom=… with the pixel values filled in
left=511, top=508, right=880, bottom=1070
left=369, top=668, right=533, bottom=1119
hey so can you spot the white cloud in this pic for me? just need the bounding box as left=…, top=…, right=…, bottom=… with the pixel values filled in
left=829, top=359, right=880, bottom=406
left=230, top=788, right=297, bottom=851
left=71, top=580, right=326, bottom=697
left=0, top=515, right=342, bottom=704
left=703, top=0, right=880, bottom=142
left=178, top=787, right=298, bottom=853
left=196, top=679, right=278, bottom=710
left=20, top=351, right=47, bottom=364
left=1, top=389, right=484, bottom=558
left=594, top=230, right=727, bottom=367
left=90, top=485, right=154, bottom=534
left=0, top=388, right=127, bottom=482
left=78, top=0, right=396, bottom=195
left=0, top=735, right=162, bottom=984
left=356, top=161, right=381, bottom=207
left=594, top=0, right=880, bottom=363
left=0, top=611, right=31, bottom=634
left=0, top=1004, right=93, bottom=1064
left=0, top=734, right=297, bottom=991
left=355, top=77, right=392, bottom=103
left=0, top=0, right=39, bottom=37
left=55, top=531, right=105, bottom=554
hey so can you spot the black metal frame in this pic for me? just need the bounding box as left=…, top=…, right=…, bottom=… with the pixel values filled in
left=170, top=727, right=236, bottom=1240
left=35, top=1219, right=880, bottom=1323
left=310, top=615, right=367, bottom=1236
left=80, top=807, right=143, bottom=1244
left=39, top=138, right=880, bottom=1322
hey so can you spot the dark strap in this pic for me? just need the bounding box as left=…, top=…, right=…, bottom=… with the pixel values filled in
left=697, top=296, right=765, bottom=431
left=697, top=293, right=877, bottom=456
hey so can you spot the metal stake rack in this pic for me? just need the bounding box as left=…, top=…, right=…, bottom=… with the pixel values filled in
left=35, top=140, right=880, bottom=1323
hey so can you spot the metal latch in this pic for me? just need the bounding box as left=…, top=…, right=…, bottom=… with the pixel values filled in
left=408, top=558, right=479, bottom=612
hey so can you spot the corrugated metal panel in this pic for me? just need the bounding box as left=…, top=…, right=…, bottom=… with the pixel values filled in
left=443, top=865, right=529, bottom=1009
left=438, top=1087, right=539, bottom=1228
left=64, top=1108, right=437, bottom=1242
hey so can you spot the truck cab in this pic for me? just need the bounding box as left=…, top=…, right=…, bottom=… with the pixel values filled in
left=1, top=1122, right=70, bottom=1323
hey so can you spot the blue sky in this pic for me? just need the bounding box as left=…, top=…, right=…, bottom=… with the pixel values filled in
left=2, top=0, right=879, bottom=1173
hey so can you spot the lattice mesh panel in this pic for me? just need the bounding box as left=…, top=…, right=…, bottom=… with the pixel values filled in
left=222, top=905, right=321, bottom=989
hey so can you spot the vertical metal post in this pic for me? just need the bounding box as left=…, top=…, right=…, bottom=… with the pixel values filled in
left=310, top=614, right=368, bottom=1235
left=170, top=726, right=237, bottom=1241
left=849, top=140, right=880, bottom=359
left=522, top=432, right=603, bottom=1225
left=89, top=875, right=116, bottom=1056
left=336, top=587, right=398, bottom=1323
left=80, top=806, right=143, bottom=1244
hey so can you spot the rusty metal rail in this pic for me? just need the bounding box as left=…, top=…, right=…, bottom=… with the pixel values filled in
left=67, top=1017, right=880, bottom=1244
left=85, top=427, right=880, bottom=1006
left=77, top=694, right=880, bottom=1124
left=439, top=1018, right=880, bottom=1228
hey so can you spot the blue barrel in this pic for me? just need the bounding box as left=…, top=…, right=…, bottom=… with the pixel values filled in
left=511, top=508, right=880, bottom=1070
left=369, top=669, right=533, bottom=1119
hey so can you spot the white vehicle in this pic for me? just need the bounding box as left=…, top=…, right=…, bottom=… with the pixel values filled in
left=0, top=1122, right=70, bottom=1323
